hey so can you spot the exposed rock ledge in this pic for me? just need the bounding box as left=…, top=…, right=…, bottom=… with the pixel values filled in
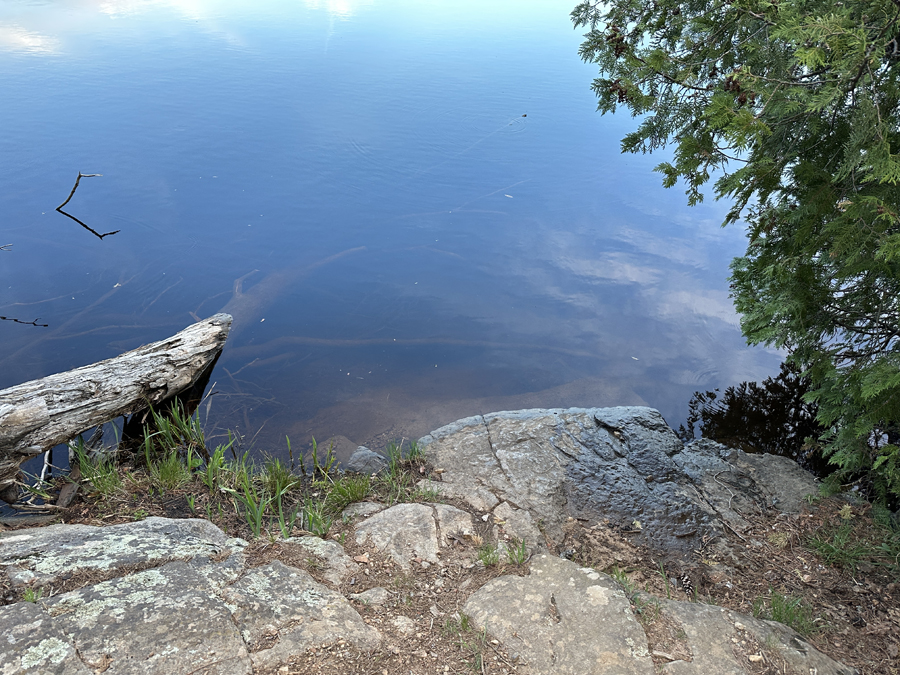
left=0, top=406, right=856, bottom=675
left=418, top=406, right=817, bottom=557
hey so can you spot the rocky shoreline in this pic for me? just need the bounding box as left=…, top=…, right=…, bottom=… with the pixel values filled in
left=0, top=407, right=876, bottom=674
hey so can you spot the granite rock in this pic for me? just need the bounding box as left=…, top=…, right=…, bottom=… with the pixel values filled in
left=421, top=407, right=819, bottom=553
left=464, top=554, right=655, bottom=674
left=345, top=446, right=389, bottom=475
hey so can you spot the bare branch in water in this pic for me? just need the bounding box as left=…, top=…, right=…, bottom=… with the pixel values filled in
left=57, top=172, right=101, bottom=210
left=0, top=316, right=49, bottom=327
left=56, top=172, right=120, bottom=240
left=0, top=244, right=11, bottom=251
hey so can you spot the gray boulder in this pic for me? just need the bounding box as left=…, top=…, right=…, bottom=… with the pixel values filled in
left=0, top=519, right=379, bottom=675
left=41, top=562, right=252, bottom=674
left=465, top=554, right=655, bottom=674
left=348, top=586, right=392, bottom=606
left=653, top=596, right=856, bottom=675
left=420, top=407, right=819, bottom=553
left=0, top=602, right=91, bottom=674
left=464, top=555, right=853, bottom=675
left=0, top=517, right=246, bottom=589
left=354, top=503, right=439, bottom=568
left=220, top=560, right=379, bottom=669
left=353, top=502, right=475, bottom=569
left=285, top=535, right=359, bottom=586
left=345, top=446, right=388, bottom=474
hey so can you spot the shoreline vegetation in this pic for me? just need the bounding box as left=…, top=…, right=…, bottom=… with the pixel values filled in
left=9, top=399, right=900, bottom=566
left=45, top=401, right=441, bottom=541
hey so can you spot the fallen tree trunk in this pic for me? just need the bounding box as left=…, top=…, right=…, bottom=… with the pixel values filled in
left=0, top=314, right=232, bottom=502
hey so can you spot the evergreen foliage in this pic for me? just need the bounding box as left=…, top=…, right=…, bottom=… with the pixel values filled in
left=572, top=0, right=900, bottom=502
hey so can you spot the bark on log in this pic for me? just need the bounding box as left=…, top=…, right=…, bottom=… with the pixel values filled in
left=0, top=314, right=232, bottom=500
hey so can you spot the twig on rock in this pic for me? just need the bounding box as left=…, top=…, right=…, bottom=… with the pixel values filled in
left=722, top=519, right=748, bottom=542
left=714, top=470, right=737, bottom=510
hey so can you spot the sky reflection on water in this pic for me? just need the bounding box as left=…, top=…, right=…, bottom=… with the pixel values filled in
left=0, top=0, right=782, bottom=460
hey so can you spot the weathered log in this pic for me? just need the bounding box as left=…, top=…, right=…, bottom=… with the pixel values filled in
left=0, top=314, right=232, bottom=501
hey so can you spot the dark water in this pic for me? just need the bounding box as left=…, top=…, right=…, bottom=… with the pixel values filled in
left=0, top=0, right=782, bottom=462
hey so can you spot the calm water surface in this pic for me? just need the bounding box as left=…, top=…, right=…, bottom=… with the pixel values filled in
left=0, top=0, right=781, bottom=461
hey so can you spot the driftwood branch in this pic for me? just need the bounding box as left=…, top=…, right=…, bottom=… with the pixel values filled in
left=56, top=172, right=120, bottom=240
left=0, top=314, right=232, bottom=501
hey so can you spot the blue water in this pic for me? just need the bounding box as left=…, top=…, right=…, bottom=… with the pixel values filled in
left=0, top=0, right=781, bottom=460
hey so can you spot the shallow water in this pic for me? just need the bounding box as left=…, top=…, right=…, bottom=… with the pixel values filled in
left=0, top=0, right=781, bottom=463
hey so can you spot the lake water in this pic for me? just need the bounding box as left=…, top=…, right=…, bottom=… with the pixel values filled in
left=0, top=0, right=781, bottom=463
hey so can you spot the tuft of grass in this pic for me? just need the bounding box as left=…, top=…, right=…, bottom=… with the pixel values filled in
left=631, top=594, right=661, bottom=626
left=274, top=486, right=301, bottom=539
left=146, top=400, right=208, bottom=460
left=224, top=452, right=253, bottom=492
left=657, top=562, right=673, bottom=599
left=201, top=441, right=228, bottom=494
left=767, top=531, right=790, bottom=549
left=324, top=475, right=371, bottom=514
left=375, top=467, right=416, bottom=505
left=260, top=455, right=301, bottom=496
left=443, top=614, right=487, bottom=672
left=144, top=430, right=195, bottom=492
left=607, top=565, right=636, bottom=595
left=753, top=589, right=819, bottom=636
left=406, top=439, right=424, bottom=462
left=224, top=473, right=271, bottom=538
left=153, top=451, right=194, bottom=490
left=477, top=543, right=500, bottom=567
left=505, top=537, right=528, bottom=565
left=71, top=438, right=122, bottom=498
left=310, top=437, right=336, bottom=478
left=807, top=522, right=868, bottom=571
left=373, top=465, right=438, bottom=505
left=23, top=587, right=43, bottom=603
left=368, top=439, right=435, bottom=505
left=385, top=441, right=404, bottom=477
left=410, top=481, right=441, bottom=502
left=139, top=408, right=205, bottom=492
left=299, top=496, right=333, bottom=538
